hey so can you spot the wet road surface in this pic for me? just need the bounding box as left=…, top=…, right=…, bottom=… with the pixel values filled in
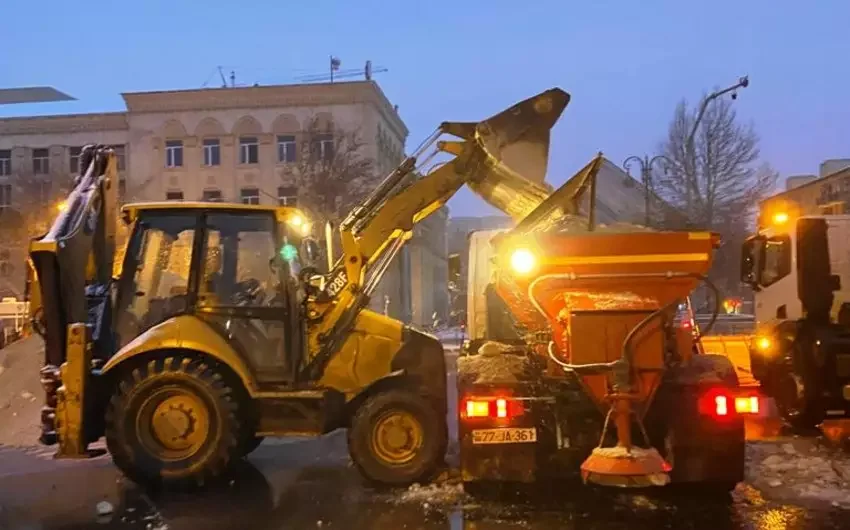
left=0, top=433, right=847, bottom=530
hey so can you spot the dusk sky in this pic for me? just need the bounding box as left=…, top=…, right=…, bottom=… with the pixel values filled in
left=3, top=0, right=848, bottom=217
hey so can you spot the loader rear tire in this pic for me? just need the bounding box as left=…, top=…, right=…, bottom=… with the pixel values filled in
left=240, top=435, right=265, bottom=457
left=348, top=390, right=446, bottom=487
left=105, top=355, right=243, bottom=488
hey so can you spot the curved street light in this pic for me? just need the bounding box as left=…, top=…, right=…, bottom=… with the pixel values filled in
left=684, top=75, right=750, bottom=210
left=623, top=154, right=674, bottom=227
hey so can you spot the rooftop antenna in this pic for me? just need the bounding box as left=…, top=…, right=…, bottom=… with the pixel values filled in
left=295, top=60, right=388, bottom=84
left=218, top=66, right=227, bottom=88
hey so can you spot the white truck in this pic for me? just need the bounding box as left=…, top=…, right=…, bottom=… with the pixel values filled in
left=741, top=213, right=850, bottom=428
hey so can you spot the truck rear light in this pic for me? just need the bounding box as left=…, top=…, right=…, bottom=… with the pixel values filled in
left=735, top=396, right=759, bottom=414
left=699, top=391, right=760, bottom=418
left=462, top=397, right=525, bottom=419
left=466, top=400, right=490, bottom=418
left=715, top=395, right=728, bottom=416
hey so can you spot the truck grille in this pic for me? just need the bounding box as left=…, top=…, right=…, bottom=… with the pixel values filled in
left=838, top=355, right=850, bottom=378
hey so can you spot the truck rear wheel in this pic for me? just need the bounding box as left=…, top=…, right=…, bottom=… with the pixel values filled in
left=105, top=355, right=242, bottom=487
left=651, top=354, right=746, bottom=493
left=348, top=390, right=446, bottom=487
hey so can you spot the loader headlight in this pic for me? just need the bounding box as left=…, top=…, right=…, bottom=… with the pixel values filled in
left=510, top=248, right=536, bottom=275
left=287, top=214, right=312, bottom=236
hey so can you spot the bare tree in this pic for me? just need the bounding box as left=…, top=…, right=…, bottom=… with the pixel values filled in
left=0, top=174, right=72, bottom=295
left=282, top=115, right=379, bottom=225
left=656, top=96, right=778, bottom=229
left=654, top=95, right=779, bottom=296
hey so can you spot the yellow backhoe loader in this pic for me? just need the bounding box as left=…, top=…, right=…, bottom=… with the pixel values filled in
left=25, top=88, right=569, bottom=487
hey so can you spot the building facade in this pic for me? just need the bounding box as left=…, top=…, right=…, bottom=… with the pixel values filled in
left=0, top=81, right=447, bottom=324
left=760, top=162, right=850, bottom=225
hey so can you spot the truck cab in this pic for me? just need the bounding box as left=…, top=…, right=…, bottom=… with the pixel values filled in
left=742, top=213, right=850, bottom=324
left=741, top=212, right=850, bottom=428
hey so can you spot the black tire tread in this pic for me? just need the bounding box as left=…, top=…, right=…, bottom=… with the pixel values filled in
left=347, top=389, right=446, bottom=487
left=104, top=354, right=242, bottom=488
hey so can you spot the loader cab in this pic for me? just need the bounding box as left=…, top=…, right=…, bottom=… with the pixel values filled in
left=113, top=202, right=315, bottom=383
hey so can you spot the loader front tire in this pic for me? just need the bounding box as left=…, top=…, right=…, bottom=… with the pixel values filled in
left=348, top=390, right=446, bottom=487
left=105, top=355, right=242, bottom=488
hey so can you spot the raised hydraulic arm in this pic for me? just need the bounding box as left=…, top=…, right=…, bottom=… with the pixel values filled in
left=301, top=88, right=574, bottom=379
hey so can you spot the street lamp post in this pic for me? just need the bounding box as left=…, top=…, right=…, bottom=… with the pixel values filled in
left=684, top=75, right=750, bottom=212
left=623, top=154, right=673, bottom=227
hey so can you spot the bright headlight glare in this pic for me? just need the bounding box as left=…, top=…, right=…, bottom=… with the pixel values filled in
left=756, top=336, right=772, bottom=351
left=288, top=215, right=304, bottom=227
left=510, top=248, right=536, bottom=274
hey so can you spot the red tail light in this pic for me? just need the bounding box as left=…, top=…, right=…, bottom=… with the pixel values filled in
left=715, top=395, right=728, bottom=416
left=462, top=397, right=525, bottom=419
left=699, top=391, right=760, bottom=418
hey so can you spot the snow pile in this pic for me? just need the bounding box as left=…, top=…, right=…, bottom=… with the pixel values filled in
left=393, top=482, right=467, bottom=507
left=749, top=441, right=850, bottom=508
left=457, top=342, right=533, bottom=384
left=533, top=214, right=655, bottom=235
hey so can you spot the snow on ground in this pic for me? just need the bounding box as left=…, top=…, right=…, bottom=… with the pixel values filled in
left=747, top=439, right=850, bottom=508
left=0, top=336, right=46, bottom=447
left=393, top=482, right=468, bottom=507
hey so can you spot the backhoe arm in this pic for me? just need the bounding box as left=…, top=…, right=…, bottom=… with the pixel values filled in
left=27, top=145, right=118, bottom=446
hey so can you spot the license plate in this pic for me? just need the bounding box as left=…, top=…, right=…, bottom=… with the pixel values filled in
left=471, top=428, right=537, bottom=445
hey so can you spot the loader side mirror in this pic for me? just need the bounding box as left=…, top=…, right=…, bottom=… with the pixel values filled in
left=301, top=238, right=321, bottom=264
left=448, top=253, right=461, bottom=283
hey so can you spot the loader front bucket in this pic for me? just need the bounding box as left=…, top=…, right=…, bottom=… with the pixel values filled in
left=440, top=88, right=571, bottom=222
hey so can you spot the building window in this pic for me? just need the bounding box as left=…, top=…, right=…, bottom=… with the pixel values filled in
left=240, top=187, right=260, bottom=205
left=37, top=181, right=51, bottom=203
left=277, top=186, right=297, bottom=206
left=0, top=150, right=10, bottom=177
left=203, top=138, right=221, bottom=167
left=202, top=189, right=223, bottom=202
left=277, top=135, right=296, bottom=163
left=165, top=140, right=183, bottom=168
left=166, top=191, right=184, bottom=201
left=0, top=184, right=10, bottom=209
left=311, top=134, right=334, bottom=162
left=239, top=137, right=259, bottom=165
left=110, top=145, right=126, bottom=171
left=33, top=148, right=49, bottom=175
left=69, top=146, right=83, bottom=174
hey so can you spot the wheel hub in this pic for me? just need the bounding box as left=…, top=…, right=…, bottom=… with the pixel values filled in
left=148, top=393, right=208, bottom=454
left=372, top=411, right=423, bottom=465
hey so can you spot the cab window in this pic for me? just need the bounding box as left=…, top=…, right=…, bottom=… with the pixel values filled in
left=115, top=213, right=198, bottom=345
left=760, top=235, right=792, bottom=287
left=200, top=213, right=284, bottom=307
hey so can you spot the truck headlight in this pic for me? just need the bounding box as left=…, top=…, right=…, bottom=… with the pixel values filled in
left=755, top=335, right=773, bottom=354
left=510, top=248, right=536, bottom=275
